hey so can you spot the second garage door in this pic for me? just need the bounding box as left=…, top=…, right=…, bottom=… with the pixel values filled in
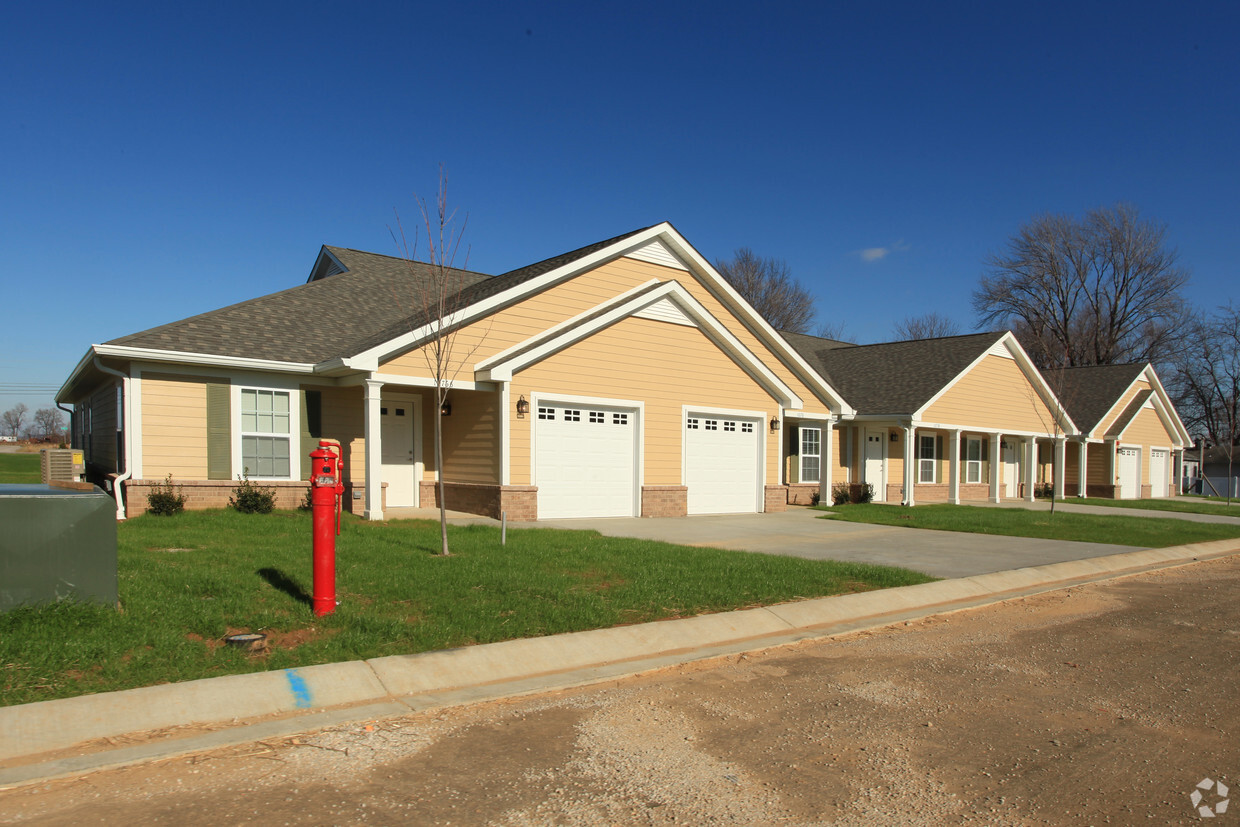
left=685, top=412, right=762, bottom=514
left=535, top=401, right=637, bottom=519
left=1117, top=446, right=1140, bottom=499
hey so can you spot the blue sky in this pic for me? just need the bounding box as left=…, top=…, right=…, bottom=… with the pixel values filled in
left=3, top=1, right=1237, bottom=418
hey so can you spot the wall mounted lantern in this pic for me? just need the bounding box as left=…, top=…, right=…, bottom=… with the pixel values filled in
left=440, top=399, right=452, bottom=416
left=516, top=395, right=529, bottom=418
left=769, top=416, right=780, bottom=433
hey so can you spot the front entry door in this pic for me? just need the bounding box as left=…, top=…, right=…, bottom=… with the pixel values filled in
left=1002, top=440, right=1019, bottom=499
left=864, top=430, right=886, bottom=502
left=381, top=395, right=420, bottom=507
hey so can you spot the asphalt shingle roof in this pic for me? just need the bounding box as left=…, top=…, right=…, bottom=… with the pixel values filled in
left=1050, top=363, right=1148, bottom=434
left=781, top=331, right=1007, bottom=415
left=107, top=226, right=655, bottom=364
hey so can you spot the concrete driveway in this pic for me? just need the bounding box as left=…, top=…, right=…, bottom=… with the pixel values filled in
left=389, top=505, right=1150, bottom=579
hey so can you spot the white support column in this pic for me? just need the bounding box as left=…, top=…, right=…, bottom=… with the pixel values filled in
left=820, top=417, right=834, bottom=506
left=363, top=379, right=384, bottom=521
left=949, top=429, right=961, bottom=505
left=989, top=433, right=1002, bottom=503
left=903, top=424, right=916, bottom=506
left=1106, top=438, right=1117, bottom=496
left=1053, top=437, right=1067, bottom=500
left=1024, top=438, right=1037, bottom=502
left=1077, top=440, right=1089, bottom=498
left=1172, top=449, right=1182, bottom=497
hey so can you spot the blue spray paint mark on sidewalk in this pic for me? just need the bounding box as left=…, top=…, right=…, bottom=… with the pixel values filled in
left=285, top=669, right=312, bottom=708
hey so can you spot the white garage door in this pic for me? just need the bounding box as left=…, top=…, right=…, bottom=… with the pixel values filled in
left=685, top=413, right=761, bottom=514
left=535, top=402, right=637, bottom=519
left=1117, top=447, right=1140, bottom=499
left=1150, top=449, right=1168, bottom=497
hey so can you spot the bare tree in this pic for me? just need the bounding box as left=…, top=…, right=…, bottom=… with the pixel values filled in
left=1172, top=304, right=1240, bottom=502
left=391, top=169, right=490, bottom=556
left=892, top=312, right=962, bottom=341
left=715, top=248, right=816, bottom=333
left=33, top=407, right=65, bottom=441
left=814, top=320, right=849, bottom=341
left=974, top=204, right=1190, bottom=369
left=2, top=404, right=27, bottom=439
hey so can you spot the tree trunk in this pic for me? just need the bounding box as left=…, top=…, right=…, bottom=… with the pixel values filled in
left=435, top=396, right=449, bottom=556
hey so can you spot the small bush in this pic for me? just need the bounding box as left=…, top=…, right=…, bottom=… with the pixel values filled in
left=830, top=481, right=875, bottom=505
left=229, top=474, right=276, bottom=514
left=146, top=474, right=186, bottom=516
left=1033, top=482, right=1054, bottom=499
left=298, top=486, right=314, bottom=511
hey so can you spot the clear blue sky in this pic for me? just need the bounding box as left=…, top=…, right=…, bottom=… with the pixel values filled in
left=3, top=1, right=1237, bottom=417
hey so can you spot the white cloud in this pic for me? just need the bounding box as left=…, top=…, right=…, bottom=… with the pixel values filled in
left=854, top=240, right=909, bottom=263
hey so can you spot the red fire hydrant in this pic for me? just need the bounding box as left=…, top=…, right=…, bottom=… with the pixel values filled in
left=310, top=440, right=344, bottom=617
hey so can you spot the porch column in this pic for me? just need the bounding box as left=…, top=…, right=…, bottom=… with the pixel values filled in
left=1078, top=439, right=1089, bottom=498
left=820, top=417, right=834, bottom=506
left=1053, top=437, right=1067, bottom=500
left=948, top=428, right=961, bottom=504
left=903, top=423, right=916, bottom=506
left=1024, top=438, right=1037, bottom=502
left=1106, top=438, right=1117, bottom=495
left=363, top=378, right=384, bottom=521
left=1173, top=449, right=1183, bottom=497
left=989, top=433, right=1002, bottom=503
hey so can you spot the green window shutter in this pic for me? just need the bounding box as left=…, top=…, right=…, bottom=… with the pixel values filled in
left=936, top=435, right=943, bottom=460
left=206, top=383, right=232, bottom=480
left=299, top=390, right=322, bottom=481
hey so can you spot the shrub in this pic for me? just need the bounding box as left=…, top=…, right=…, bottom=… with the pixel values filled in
left=298, top=486, right=314, bottom=511
left=830, top=481, right=875, bottom=505
left=831, top=481, right=851, bottom=506
left=1033, top=482, right=1054, bottom=499
left=146, top=474, right=186, bottom=516
left=229, top=474, right=276, bottom=514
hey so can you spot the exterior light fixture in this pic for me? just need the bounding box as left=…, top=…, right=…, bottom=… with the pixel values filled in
left=516, top=395, right=529, bottom=418
left=769, top=416, right=780, bottom=433
left=440, top=400, right=452, bottom=416
left=890, top=431, right=898, bottom=442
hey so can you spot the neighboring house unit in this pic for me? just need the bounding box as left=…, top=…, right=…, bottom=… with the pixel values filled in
left=782, top=331, right=1077, bottom=505
left=1053, top=363, right=1192, bottom=499
left=57, top=224, right=853, bottom=520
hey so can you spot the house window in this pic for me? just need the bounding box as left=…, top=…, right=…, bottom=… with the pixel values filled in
left=687, top=418, right=699, bottom=430
left=538, top=407, right=555, bottom=420
left=241, top=388, right=291, bottom=478
left=724, top=421, right=736, bottom=432
left=965, top=437, right=982, bottom=484
left=589, top=411, right=605, bottom=424
left=919, top=434, right=936, bottom=484
left=613, top=413, right=628, bottom=425
left=564, top=409, right=581, bottom=422
left=800, top=427, right=822, bottom=483
left=705, top=420, right=718, bottom=431
left=742, top=422, right=754, bottom=433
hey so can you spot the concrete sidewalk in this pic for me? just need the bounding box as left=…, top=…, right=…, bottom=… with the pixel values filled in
left=970, top=497, right=1240, bottom=525
left=3, top=536, right=1238, bottom=790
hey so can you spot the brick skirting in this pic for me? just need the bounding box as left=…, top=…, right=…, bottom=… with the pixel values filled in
left=121, top=478, right=377, bottom=516
left=419, top=481, right=539, bottom=521
left=764, top=485, right=788, bottom=512
left=786, top=483, right=820, bottom=506
left=641, top=485, right=687, bottom=517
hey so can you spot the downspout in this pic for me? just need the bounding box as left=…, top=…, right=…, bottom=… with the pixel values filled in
left=93, top=358, right=132, bottom=520
left=55, top=402, right=74, bottom=448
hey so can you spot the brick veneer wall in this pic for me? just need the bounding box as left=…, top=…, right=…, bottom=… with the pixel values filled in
left=121, top=478, right=378, bottom=516
left=1140, top=484, right=1152, bottom=499
left=764, top=485, right=788, bottom=512
left=419, top=481, right=539, bottom=521
left=786, top=483, right=820, bottom=506
left=912, top=483, right=1003, bottom=502
left=641, top=485, right=687, bottom=517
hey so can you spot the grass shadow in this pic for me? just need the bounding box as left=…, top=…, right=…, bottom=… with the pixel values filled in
left=258, top=567, right=312, bottom=607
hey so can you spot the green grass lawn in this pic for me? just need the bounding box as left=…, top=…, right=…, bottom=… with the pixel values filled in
left=0, top=452, right=41, bottom=484
left=0, top=509, right=933, bottom=707
left=1071, top=497, right=1240, bottom=517
left=818, top=502, right=1240, bottom=546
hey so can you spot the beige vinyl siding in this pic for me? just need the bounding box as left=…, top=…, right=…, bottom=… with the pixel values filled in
left=141, top=373, right=217, bottom=479
left=88, top=383, right=118, bottom=472
left=509, top=316, right=778, bottom=486
left=887, top=428, right=904, bottom=489
left=317, top=386, right=366, bottom=487
left=923, top=354, right=1060, bottom=434
left=440, top=389, right=499, bottom=483
left=380, top=257, right=832, bottom=415
left=1087, top=443, right=1113, bottom=486
left=833, top=426, right=850, bottom=482
left=1096, top=380, right=1150, bottom=435
left=1121, top=406, right=1176, bottom=485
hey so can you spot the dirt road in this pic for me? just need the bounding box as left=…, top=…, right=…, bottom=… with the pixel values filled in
left=3, top=557, right=1238, bottom=825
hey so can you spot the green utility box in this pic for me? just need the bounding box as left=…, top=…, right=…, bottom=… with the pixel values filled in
left=0, top=483, right=118, bottom=613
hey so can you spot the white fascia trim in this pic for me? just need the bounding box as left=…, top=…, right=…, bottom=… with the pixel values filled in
left=785, top=411, right=832, bottom=421
left=915, top=420, right=1060, bottom=439
left=339, top=372, right=498, bottom=393
left=915, top=332, right=1078, bottom=435
left=475, top=278, right=662, bottom=372
left=1141, top=365, right=1194, bottom=446
left=93, top=344, right=317, bottom=375
left=57, top=348, right=100, bottom=403
left=477, top=281, right=802, bottom=409
left=653, top=229, right=854, bottom=415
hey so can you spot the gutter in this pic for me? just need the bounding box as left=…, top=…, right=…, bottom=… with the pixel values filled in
left=92, top=358, right=133, bottom=521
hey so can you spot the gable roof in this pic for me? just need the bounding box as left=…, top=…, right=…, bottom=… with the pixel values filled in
left=1052, top=363, right=1148, bottom=435
left=782, top=331, right=1007, bottom=415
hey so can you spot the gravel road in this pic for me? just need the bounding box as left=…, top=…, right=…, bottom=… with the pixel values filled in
left=3, top=556, right=1238, bottom=825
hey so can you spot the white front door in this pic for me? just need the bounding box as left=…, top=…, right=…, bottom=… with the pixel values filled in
left=864, top=430, right=886, bottom=502
left=535, top=401, right=638, bottom=519
left=381, top=396, right=419, bottom=507
left=1150, top=449, right=1168, bottom=497
left=1002, top=440, right=1020, bottom=499
left=685, top=413, right=762, bottom=514
left=1117, top=446, right=1140, bottom=499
